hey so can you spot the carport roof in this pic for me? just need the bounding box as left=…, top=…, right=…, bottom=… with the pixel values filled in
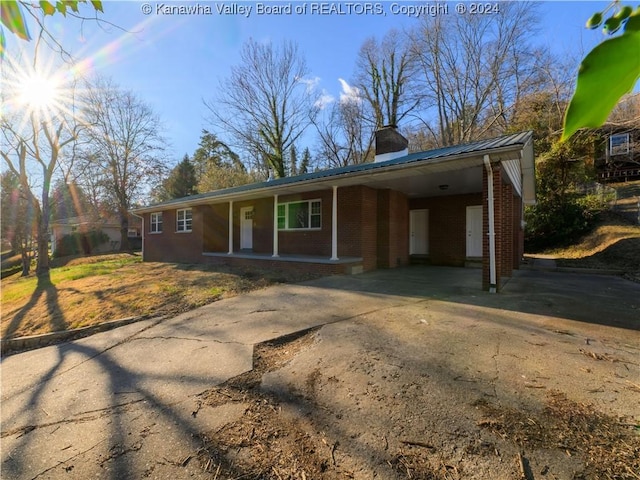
left=132, top=131, right=534, bottom=214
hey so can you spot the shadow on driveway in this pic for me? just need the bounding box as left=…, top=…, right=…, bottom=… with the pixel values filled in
left=307, top=265, right=640, bottom=331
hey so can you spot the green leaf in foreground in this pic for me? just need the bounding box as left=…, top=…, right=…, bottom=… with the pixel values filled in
left=39, top=1, right=56, bottom=16
left=90, top=0, right=104, bottom=12
left=562, top=31, right=640, bottom=141
left=0, top=1, right=31, bottom=40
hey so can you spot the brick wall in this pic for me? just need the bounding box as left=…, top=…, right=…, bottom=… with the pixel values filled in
left=482, top=165, right=523, bottom=291
left=513, top=194, right=523, bottom=269
left=337, top=185, right=378, bottom=271
left=202, top=204, right=228, bottom=253
left=143, top=207, right=203, bottom=263
left=410, top=193, right=483, bottom=266
left=500, top=183, right=514, bottom=279
left=377, top=189, right=409, bottom=268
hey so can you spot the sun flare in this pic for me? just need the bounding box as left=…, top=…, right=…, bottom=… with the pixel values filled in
left=17, top=72, right=62, bottom=113
left=1, top=44, right=84, bottom=133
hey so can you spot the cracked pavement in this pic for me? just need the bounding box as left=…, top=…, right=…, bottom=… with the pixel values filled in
left=2, top=266, right=639, bottom=479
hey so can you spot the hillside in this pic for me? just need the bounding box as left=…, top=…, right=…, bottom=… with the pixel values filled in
left=534, top=179, right=640, bottom=280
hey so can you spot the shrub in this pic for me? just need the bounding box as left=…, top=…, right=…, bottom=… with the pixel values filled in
left=54, top=230, right=110, bottom=258
left=525, top=194, right=606, bottom=252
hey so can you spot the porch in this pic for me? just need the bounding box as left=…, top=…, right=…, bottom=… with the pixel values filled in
left=202, top=251, right=365, bottom=275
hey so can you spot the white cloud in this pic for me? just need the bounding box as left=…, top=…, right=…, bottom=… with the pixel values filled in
left=315, top=90, right=335, bottom=110
left=297, top=75, right=321, bottom=93
left=338, top=78, right=362, bottom=105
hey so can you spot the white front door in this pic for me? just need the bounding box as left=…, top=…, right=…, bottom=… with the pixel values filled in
left=466, top=205, right=483, bottom=257
left=409, top=209, right=429, bottom=255
left=240, top=207, right=253, bottom=250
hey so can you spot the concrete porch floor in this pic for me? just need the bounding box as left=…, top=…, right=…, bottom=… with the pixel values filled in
left=203, top=251, right=363, bottom=265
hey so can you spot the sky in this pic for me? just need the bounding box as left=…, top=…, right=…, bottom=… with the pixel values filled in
left=4, top=0, right=613, bottom=167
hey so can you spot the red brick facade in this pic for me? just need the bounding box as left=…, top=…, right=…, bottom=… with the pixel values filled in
left=481, top=164, right=523, bottom=291
left=143, top=173, right=524, bottom=289
left=410, top=193, right=483, bottom=267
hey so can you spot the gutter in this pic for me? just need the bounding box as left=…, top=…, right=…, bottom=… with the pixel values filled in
left=483, top=155, right=497, bottom=293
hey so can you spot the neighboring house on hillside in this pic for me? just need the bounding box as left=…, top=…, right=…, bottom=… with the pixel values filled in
left=51, top=215, right=142, bottom=255
left=595, top=125, right=640, bottom=182
left=131, top=127, right=535, bottom=292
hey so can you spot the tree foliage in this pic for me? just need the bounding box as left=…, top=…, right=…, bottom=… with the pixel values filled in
left=524, top=134, right=606, bottom=251
left=562, top=3, right=640, bottom=140
left=191, top=130, right=253, bottom=193
left=156, top=154, right=198, bottom=201
left=49, top=179, right=96, bottom=221
left=0, top=0, right=104, bottom=59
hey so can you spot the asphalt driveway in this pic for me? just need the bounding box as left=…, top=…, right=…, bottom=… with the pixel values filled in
left=1, top=266, right=638, bottom=479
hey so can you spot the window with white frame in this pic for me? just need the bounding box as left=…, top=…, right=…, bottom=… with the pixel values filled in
left=150, top=212, right=163, bottom=233
left=277, top=200, right=321, bottom=230
left=176, top=208, right=192, bottom=232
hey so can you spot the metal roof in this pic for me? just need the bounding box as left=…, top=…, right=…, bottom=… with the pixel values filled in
left=132, top=131, right=534, bottom=213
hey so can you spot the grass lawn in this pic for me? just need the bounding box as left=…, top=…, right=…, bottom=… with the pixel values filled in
left=1, top=253, right=315, bottom=339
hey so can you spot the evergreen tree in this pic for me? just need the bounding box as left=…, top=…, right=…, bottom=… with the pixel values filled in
left=300, top=148, right=312, bottom=174
left=168, top=154, right=198, bottom=199
left=289, top=144, right=298, bottom=176
left=192, top=130, right=254, bottom=192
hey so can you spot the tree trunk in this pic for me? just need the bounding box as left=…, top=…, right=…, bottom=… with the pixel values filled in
left=35, top=216, right=50, bottom=275
left=119, top=213, right=131, bottom=252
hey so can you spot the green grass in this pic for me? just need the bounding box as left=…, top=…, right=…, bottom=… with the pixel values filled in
left=1, top=256, right=141, bottom=303
left=51, top=257, right=140, bottom=283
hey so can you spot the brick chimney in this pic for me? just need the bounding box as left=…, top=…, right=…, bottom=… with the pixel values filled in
left=375, top=125, right=409, bottom=163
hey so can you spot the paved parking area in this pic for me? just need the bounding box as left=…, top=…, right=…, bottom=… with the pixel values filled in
left=1, top=266, right=638, bottom=479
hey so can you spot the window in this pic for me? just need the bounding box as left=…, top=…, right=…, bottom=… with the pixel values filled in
left=150, top=212, right=163, bottom=233
left=176, top=208, right=192, bottom=232
left=277, top=200, right=321, bottom=230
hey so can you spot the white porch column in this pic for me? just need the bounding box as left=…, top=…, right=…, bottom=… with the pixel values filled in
left=331, top=185, right=339, bottom=261
left=272, top=194, right=279, bottom=257
left=228, top=200, right=233, bottom=254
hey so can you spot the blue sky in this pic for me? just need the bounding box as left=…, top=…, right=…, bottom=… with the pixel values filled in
left=6, top=1, right=611, bottom=165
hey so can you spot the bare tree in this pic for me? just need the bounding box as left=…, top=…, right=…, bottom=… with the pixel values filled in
left=205, top=39, right=318, bottom=178
left=314, top=97, right=374, bottom=168
left=81, top=77, right=167, bottom=251
left=354, top=29, right=419, bottom=129
left=0, top=170, right=38, bottom=276
left=1, top=40, right=83, bottom=274
left=410, top=2, right=544, bottom=146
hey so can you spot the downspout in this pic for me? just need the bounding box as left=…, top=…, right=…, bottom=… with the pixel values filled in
left=483, top=155, right=497, bottom=293
left=131, top=212, right=144, bottom=260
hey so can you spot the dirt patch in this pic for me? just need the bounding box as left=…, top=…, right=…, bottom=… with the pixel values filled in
left=186, top=317, right=640, bottom=480
left=194, top=328, right=343, bottom=479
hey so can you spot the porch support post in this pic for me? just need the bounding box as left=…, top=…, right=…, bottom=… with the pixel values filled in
left=228, top=201, right=233, bottom=254
left=272, top=194, right=279, bottom=257
left=483, top=155, right=497, bottom=293
left=331, top=185, right=339, bottom=261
